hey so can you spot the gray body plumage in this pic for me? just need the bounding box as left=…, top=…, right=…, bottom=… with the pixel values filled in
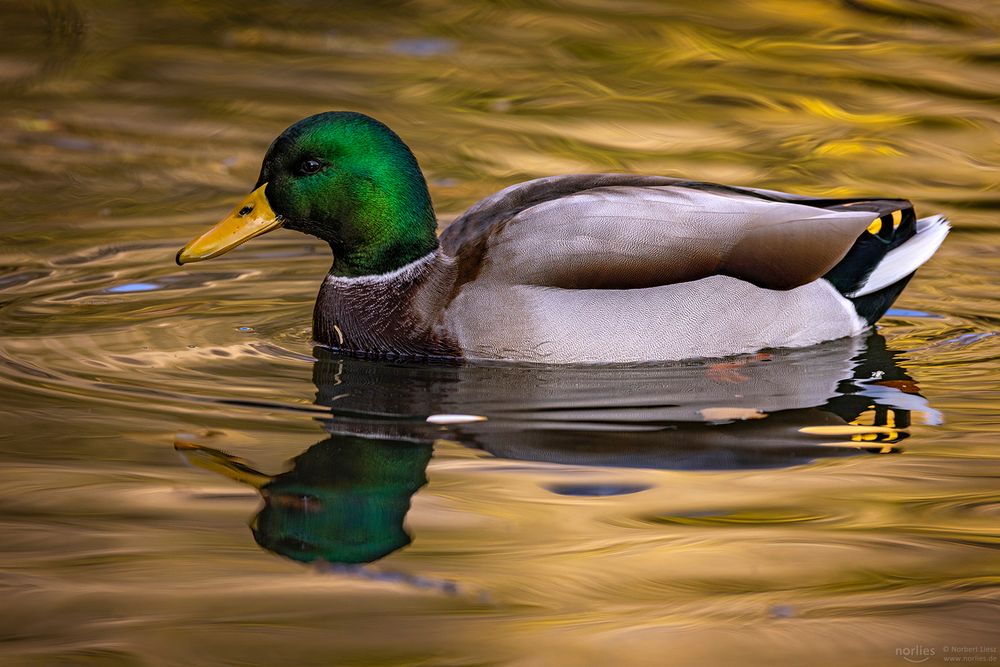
left=443, top=274, right=865, bottom=363
left=315, top=174, right=947, bottom=363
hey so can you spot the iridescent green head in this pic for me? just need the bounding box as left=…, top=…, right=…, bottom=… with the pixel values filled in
left=177, top=112, right=439, bottom=277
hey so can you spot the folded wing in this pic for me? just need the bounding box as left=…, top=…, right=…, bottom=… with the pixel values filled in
left=441, top=175, right=907, bottom=291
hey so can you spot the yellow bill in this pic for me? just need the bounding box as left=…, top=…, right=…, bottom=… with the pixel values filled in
left=176, top=183, right=282, bottom=265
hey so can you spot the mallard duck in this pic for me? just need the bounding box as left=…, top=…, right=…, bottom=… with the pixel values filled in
left=176, top=112, right=949, bottom=363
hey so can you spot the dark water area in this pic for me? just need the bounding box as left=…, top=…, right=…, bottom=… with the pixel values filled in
left=0, top=1, right=998, bottom=665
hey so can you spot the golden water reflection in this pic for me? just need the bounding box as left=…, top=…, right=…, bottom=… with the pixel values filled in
left=174, top=334, right=924, bottom=568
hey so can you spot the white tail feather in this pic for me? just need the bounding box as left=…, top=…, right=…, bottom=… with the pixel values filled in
left=847, top=214, right=950, bottom=297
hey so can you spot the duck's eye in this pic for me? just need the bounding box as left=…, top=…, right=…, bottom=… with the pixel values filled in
left=298, top=159, right=323, bottom=175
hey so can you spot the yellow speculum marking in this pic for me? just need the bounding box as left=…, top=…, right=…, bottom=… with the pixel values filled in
left=868, top=218, right=882, bottom=235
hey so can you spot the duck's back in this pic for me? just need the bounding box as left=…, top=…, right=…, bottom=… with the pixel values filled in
left=437, top=175, right=947, bottom=363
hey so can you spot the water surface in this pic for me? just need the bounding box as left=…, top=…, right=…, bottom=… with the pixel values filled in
left=1, top=1, right=999, bottom=665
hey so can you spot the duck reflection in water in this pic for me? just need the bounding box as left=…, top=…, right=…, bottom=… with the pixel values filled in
left=177, top=436, right=432, bottom=565
left=176, top=333, right=939, bottom=566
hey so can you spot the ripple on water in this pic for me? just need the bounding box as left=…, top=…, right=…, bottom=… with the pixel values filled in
left=642, top=506, right=845, bottom=528
left=544, top=482, right=652, bottom=497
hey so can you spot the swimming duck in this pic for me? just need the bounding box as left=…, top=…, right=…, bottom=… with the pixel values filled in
left=176, top=111, right=949, bottom=363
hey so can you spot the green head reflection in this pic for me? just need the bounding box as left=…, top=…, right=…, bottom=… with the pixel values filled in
left=253, top=437, right=432, bottom=564
left=178, top=435, right=432, bottom=565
